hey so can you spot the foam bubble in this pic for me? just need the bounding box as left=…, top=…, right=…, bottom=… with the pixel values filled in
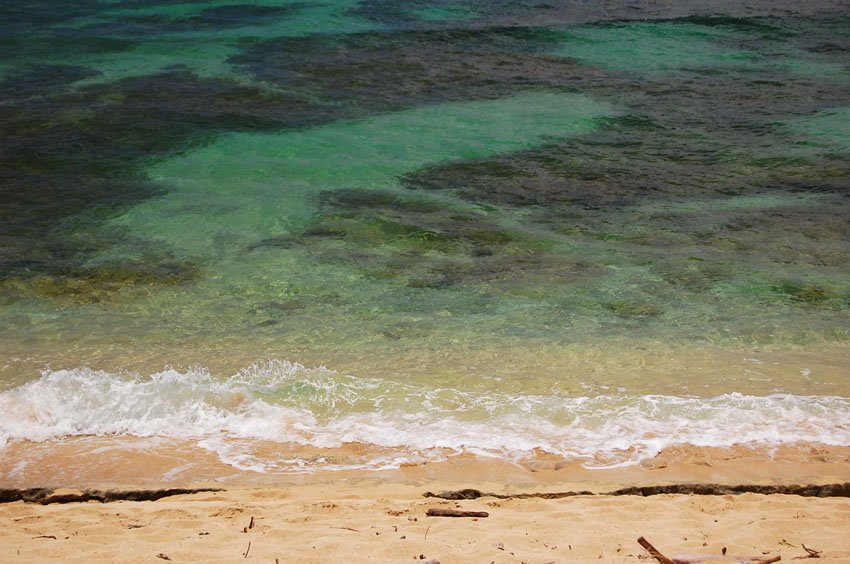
left=1, top=361, right=848, bottom=471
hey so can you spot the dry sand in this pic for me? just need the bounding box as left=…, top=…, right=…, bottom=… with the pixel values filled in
left=2, top=445, right=850, bottom=563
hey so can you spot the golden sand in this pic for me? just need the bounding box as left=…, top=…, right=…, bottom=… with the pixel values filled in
left=2, top=445, right=849, bottom=562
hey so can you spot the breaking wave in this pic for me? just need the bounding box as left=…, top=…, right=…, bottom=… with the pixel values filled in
left=1, top=360, right=849, bottom=472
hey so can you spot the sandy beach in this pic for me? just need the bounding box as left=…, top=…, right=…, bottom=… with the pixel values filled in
left=3, top=2, right=850, bottom=562
left=2, top=446, right=850, bottom=563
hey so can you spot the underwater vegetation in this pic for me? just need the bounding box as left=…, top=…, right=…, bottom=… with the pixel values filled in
left=0, top=4, right=848, bottom=350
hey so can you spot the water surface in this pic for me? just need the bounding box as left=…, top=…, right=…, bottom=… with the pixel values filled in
left=1, top=0, right=848, bottom=480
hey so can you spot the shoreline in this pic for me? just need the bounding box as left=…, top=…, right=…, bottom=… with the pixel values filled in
left=3, top=440, right=850, bottom=490
left=2, top=461, right=849, bottom=563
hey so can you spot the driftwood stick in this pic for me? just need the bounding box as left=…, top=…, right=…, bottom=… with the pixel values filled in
left=426, top=508, right=489, bottom=518
left=637, top=537, right=677, bottom=564
left=243, top=541, right=251, bottom=559
left=666, top=556, right=780, bottom=564
left=799, top=544, right=822, bottom=558
left=755, top=557, right=781, bottom=564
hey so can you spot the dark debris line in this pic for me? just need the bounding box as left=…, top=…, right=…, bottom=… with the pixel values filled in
left=423, top=482, right=850, bottom=500
left=0, top=487, right=223, bottom=504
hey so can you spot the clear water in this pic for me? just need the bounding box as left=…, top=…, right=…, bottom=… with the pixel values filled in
left=0, top=0, right=848, bottom=477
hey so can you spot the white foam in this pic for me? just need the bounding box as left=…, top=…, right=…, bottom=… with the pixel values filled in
left=1, top=361, right=849, bottom=472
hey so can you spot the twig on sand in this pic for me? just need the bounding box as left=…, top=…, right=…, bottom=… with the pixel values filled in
left=426, top=508, right=489, bottom=518
left=156, top=554, right=171, bottom=561
left=793, top=544, right=822, bottom=559
left=637, top=538, right=782, bottom=564
left=243, top=541, right=251, bottom=558
left=424, top=525, right=431, bottom=541
left=637, top=537, right=677, bottom=564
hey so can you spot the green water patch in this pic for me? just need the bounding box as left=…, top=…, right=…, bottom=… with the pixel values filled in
left=69, top=3, right=309, bottom=35
left=551, top=18, right=849, bottom=81
left=48, top=0, right=375, bottom=86
left=65, top=41, right=248, bottom=87
left=552, top=21, right=757, bottom=74
left=64, top=0, right=369, bottom=39
left=104, top=91, right=610, bottom=260
left=790, top=108, right=850, bottom=153
left=38, top=91, right=611, bottom=347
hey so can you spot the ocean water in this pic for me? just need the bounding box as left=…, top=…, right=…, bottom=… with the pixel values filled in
left=1, top=0, right=848, bottom=481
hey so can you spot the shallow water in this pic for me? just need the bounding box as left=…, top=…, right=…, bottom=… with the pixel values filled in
left=0, top=0, right=848, bottom=479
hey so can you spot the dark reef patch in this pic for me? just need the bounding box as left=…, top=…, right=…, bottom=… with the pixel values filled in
left=1, top=5, right=848, bottom=326
left=229, top=26, right=600, bottom=118
left=0, top=261, right=200, bottom=305
left=249, top=180, right=593, bottom=291
left=0, top=68, right=308, bottom=295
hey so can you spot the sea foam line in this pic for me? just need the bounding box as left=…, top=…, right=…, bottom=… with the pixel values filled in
left=1, top=361, right=848, bottom=471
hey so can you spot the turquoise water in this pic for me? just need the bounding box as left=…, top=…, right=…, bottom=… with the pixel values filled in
left=0, top=1, right=848, bottom=478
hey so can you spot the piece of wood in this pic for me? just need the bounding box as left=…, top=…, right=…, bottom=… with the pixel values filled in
left=248, top=516, right=254, bottom=530
left=637, top=537, right=677, bottom=564
left=755, top=557, right=781, bottom=564
left=243, top=541, right=251, bottom=559
left=642, top=553, right=783, bottom=563
left=426, top=508, right=489, bottom=518
left=799, top=544, right=822, bottom=558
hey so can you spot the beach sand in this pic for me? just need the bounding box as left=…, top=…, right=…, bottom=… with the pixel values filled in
left=2, top=445, right=850, bottom=563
